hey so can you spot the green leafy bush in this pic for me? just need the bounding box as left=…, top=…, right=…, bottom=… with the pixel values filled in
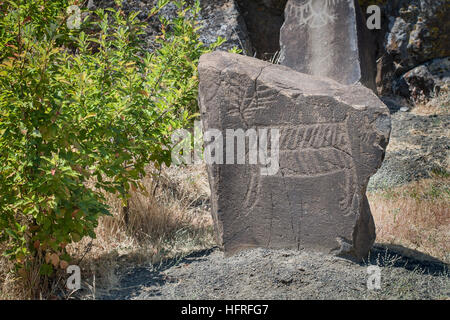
left=0, top=0, right=223, bottom=277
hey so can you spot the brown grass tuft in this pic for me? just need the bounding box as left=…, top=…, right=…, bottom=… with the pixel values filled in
left=0, top=248, right=24, bottom=299
left=0, top=164, right=215, bottom=299
left=63, top=164, right=215, bottom=299
left=2, top=164, right=448, bottom=299
left=368, top=175, right=450, bottom=264
left=411, top=93, right=449, bottom=116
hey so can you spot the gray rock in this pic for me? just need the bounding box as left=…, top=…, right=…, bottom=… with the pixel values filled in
left=198, top=51, right=390, bottom=261
left=279, top=0, right=376, bottom=91
left=394, top=57, right=450, bottom=103
left=375, top=0, right=450, bottom=96
left=400, top=106, right=409, bottom=112
left=368, top=110, right=449, bottom=191
left=383, top=0, right=449, bottom=72
left=198, top=0, right=253, bottom=55
left=95, top=0, right=252, bottom=54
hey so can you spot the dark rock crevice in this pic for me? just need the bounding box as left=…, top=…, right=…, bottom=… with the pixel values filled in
left=235, top=0, right=288, bottom=60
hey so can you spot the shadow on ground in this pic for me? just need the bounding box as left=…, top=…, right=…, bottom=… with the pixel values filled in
left=93, top=244, right=448, bottom=300
left=368, top=244, right=449, bottom=274
left=97, top=248, right=217, bottom=300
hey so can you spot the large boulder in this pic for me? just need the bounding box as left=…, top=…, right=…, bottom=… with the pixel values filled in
left=198, top=51, right=391, bottom=261
left=279, top=0, right=377, bottom=91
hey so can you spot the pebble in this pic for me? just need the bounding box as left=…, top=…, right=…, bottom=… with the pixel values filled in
left=400, top=106, right=410, bottom=112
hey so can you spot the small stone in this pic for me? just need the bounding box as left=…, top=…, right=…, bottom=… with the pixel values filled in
left=400, top=106, right=409, bottom=112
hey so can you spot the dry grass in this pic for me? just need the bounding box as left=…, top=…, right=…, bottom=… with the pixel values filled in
left=0, top=244, right=69, bottom=299
left=0, top=249, right=24, bottom=299
left=2, top=163, right=449, bottom=299
left=411, top=94, right=449, bottom=116
left=0, top=164, right=215, bottom=299
left=66, top=164, right=215, bottom=299
left=368, top=175, right=450, bottom=264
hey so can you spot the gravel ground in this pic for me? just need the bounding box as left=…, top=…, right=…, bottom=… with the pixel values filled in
left=90, top=245, right=449, bottom=300
left=78, top=96, right=449, bottom=301
left=69, top=3, right=450, bottom=295
left=368, top=99, right=449, bottom=190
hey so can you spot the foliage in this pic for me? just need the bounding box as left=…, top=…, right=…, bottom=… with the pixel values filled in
left=0, top=0, right=224, bottom=278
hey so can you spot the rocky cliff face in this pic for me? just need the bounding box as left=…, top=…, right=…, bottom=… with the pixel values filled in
left=226, top=0, right=449, bottom=105
left=372, top=0, right=449, bottom=102
left=213, top=0, right=449, bottom=105
left=96, top=0, right=448, bottom=105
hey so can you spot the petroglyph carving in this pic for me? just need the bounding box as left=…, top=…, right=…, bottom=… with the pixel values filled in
left=286, top=0, right=352, bottom=29
left=198, top=52, right=390, bottom=261
left=278, top=123, right=351, bottom=151
left=280, top=0, right=377, bottom=90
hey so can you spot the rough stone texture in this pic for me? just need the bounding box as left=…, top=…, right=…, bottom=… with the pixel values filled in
left=197, top=0, right=253, bottom=55
left=279, top=0, right=377, bottom=91
left=374, top=0, right=450, bottom=98
left=95, top=1, right=448, bottom=103
left=94, top=0, right=252, bottom=54
left=198, top=51, right=391, bottom=261
left=368, top=103, right=450, bottom=191
left=156, top=0, right=253, bottom=54
left=393, top=57, right=450, bottom=103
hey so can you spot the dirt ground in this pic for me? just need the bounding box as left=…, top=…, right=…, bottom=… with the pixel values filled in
left=84, top=245, right=449, bottom=300
left=75, top=97, right=449, bottom=301
left=368, top=97, right=449, bottom=190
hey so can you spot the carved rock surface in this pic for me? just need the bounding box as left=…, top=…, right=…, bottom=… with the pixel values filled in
left=198, top=51, right=390, bottom=261
left=279, top=0, right=376, bottom=91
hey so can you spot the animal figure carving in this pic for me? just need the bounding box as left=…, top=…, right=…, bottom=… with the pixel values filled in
left=286, top=0, right=352, bottom=28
